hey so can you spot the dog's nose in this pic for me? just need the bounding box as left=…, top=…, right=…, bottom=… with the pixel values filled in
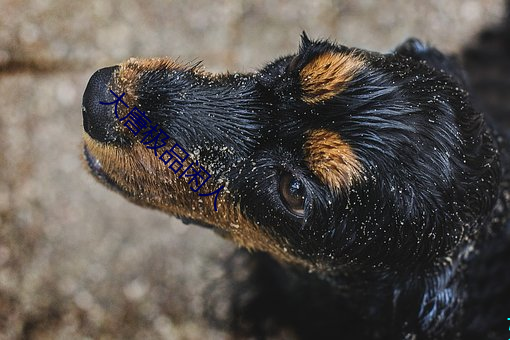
left=82, top=66, right=121, bottom=143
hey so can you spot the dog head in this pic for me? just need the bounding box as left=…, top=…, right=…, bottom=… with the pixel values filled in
left=82, top=34, right=499, bottom=275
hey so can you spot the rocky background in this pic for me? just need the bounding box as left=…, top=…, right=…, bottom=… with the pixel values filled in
left=0, top=0, right=505, bottom=339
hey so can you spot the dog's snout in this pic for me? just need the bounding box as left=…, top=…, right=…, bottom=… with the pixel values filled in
left=82, top=66, right=120, bottom=143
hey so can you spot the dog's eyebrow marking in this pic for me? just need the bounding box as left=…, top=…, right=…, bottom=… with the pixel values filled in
left=304, top=129, right=363, bottom=192
left=300, top=51, right=364, bottom=104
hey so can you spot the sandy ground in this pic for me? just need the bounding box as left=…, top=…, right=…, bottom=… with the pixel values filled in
left=0, top=0, right=505, bottom=339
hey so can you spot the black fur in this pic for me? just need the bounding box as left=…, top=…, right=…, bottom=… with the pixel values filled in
left=83, top=6, right=510, bottom=340
left=207, top=25, right=510, bottom=340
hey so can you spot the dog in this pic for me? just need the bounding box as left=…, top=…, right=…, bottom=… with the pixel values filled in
left=81, top=20, right=510, bottom=340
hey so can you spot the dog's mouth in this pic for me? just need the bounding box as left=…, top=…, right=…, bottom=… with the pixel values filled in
left=83, top=144, right=126, bottom=195
left=83, top=142, right=222, bottom=232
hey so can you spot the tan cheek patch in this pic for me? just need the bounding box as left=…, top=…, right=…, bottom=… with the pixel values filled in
left=82, top=134, right=314, bottom=271
left=84, top=57, right=326, bottom=271
left=304, top=129, right=363, bottom=192
left=300, top=51, right=364, bottom=104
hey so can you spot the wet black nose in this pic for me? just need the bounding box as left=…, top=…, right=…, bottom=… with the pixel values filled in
left=82, top=66, right=121, bottom=143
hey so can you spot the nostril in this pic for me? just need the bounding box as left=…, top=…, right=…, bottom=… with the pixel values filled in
left=82, top=66, right=120, bottom=143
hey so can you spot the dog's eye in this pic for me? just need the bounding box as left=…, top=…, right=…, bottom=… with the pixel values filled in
left=279, top=173, right=306, bottom=217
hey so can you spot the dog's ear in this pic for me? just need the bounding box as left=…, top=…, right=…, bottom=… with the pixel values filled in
left=394, top=38, right=468, bottom=87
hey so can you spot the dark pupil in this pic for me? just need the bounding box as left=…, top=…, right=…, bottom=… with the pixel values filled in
left=280, top=173, right=305, bottom=216
left=289, top=179, right=304, bottom=200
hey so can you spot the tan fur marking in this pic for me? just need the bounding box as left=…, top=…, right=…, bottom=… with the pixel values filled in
left=83, top=134, right=311, bottom=270
left=304, top=129, right=363, bottom=192
left=85, top=57, right=322, bottom=271
left=300, top=52, right=364, bottom=104
left=103, top=57, right=199, bottom=136
left=113, top=58, right=190, bottom=117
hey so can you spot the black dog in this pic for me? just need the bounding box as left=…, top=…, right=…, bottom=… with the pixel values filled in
left=81, top=14, right=510, bottom=340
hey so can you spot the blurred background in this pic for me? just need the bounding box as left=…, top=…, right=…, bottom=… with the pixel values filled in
left=0, top=0, right=505, bottom=338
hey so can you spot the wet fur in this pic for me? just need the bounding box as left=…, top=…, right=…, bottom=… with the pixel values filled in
left=83, top=8, right=510, bottom=340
